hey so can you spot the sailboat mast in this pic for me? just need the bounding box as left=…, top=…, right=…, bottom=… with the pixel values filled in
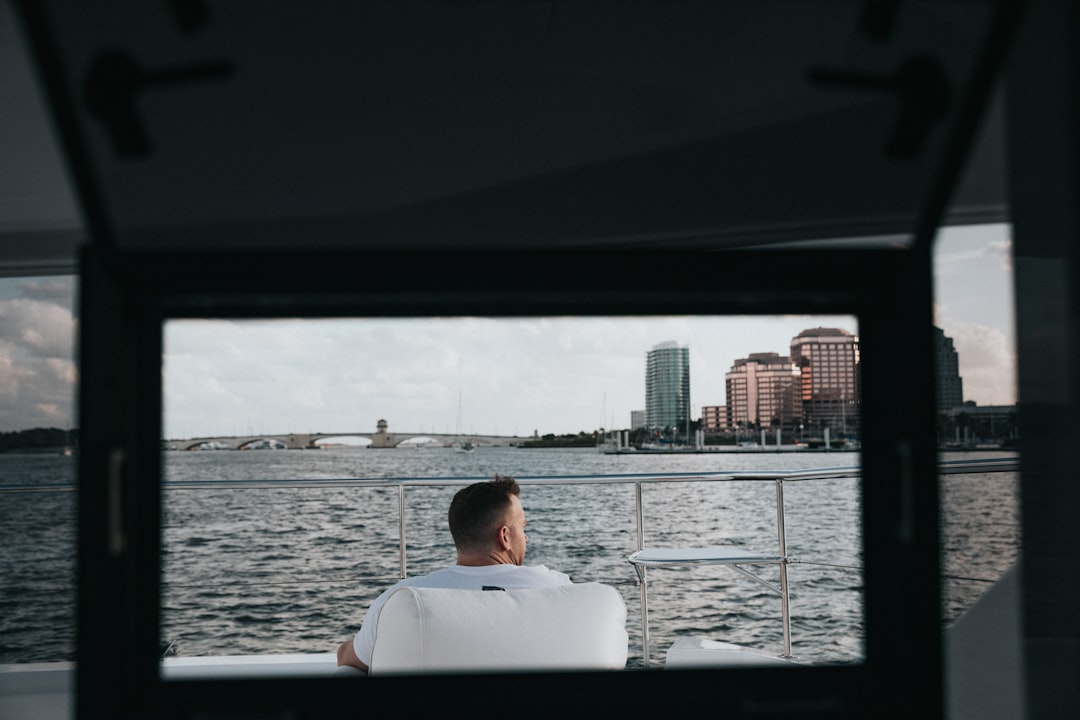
left=456, top=389, right=463, bottom=439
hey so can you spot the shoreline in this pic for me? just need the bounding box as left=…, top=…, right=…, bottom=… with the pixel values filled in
left=601, top=446, right=1015, bottom=455
left=0, top=446, right=75, bottom=455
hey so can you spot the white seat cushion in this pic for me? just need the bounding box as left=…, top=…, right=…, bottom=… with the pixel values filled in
left=369, top=582, right=628, bottom=674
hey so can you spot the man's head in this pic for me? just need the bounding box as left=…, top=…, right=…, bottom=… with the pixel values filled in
left=448, top=474, right=528, bottom=565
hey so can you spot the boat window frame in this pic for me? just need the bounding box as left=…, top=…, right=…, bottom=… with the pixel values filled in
left=76, top=244, right=940, bottom=718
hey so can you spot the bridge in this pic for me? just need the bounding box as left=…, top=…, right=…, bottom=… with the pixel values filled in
left=165, top=419, right=530, bottom=451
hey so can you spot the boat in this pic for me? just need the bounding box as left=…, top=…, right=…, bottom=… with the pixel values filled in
left=596, top=429, right=634, bottom=454
left=2, top=1, right=1076, bottom=718
left=450, top=391, right=476, bottom=452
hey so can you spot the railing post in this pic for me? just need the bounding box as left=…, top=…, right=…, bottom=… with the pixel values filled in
left=634, top=480, right=651, bottom=667
left=634, top=480, right=644, bottom=550
left=775, top=478, right=792, bottom=657
left=398, top=484, right=407, bottom=579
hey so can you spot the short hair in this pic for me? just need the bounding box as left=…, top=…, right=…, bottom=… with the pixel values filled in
left=448, top=474, right=521, bottom=552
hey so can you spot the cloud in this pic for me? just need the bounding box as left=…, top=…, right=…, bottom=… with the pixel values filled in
left=44, top=356, right=78, bottom=385
left=933, top=224, right=1016, bottom=406
left=987, top=238, right=1013, bottom=271
left=934, top=225, right=1013, bottom=275
left=948, top=322, right=1016, bottom=406
left=0, top=277, right=77, bottom=431
left=0, top=344, right=28, bottom=400
left=19, top=277, right=79, bottom=314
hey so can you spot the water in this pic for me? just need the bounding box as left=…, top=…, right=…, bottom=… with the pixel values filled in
left=0, top=453, right=77, bottom=665
left=0, top=448, right=1020, bottom=668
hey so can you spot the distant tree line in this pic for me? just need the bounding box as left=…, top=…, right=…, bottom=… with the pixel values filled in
left=519, top=431, right=596, bottom=448
left=0, top=427, right=78, bottom=451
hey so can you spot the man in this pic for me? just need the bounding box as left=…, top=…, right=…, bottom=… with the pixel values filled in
left=336, top=473, right=571, bottom=672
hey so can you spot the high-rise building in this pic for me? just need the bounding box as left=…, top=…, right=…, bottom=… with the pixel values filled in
left=725, top=352, right=800, bottom=431
left=700, top=405, right=728, bottom=433
left=644, top=341, right=690, bottom=434
left=934, top=326, right=964, bottom=411
left=790, top=327, right=859, bottom=436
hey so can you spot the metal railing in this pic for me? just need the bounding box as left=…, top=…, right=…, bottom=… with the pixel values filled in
left=2, top=456, right=1020, bottom=668
left=176, top=464, right=868, bottom=666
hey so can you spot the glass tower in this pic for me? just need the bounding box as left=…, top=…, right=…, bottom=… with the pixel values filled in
left=933, top=326, right=964, bottom=411
left=644, top=341, right=690, bottom=436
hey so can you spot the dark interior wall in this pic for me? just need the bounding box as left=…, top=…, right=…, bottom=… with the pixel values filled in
left=1006, top=1, right=1080, bottom=717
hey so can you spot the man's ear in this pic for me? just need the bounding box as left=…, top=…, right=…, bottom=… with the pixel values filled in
left=497, top=524, right=511, bottom=550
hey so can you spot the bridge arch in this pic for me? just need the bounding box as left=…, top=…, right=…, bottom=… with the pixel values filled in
left=311, top=435, right=372, bottom=448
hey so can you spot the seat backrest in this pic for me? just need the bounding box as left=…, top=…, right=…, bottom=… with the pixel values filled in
left=368, top=582, right=628, bottom=674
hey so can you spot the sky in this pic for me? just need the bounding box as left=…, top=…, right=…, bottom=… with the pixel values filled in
left=162, top=313, right=859, bottom=440
left=0, top=224, right=1016, bottom=438
left=0, top=275, right=78, bottom=433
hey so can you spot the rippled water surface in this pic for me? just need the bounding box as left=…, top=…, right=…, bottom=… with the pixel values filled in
left=0, top=448, right=1019, bottom=667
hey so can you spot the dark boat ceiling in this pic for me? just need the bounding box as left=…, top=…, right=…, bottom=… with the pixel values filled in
left=3, top=1, right=1007, bottom=272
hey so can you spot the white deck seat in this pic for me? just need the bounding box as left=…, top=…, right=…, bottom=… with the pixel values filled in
left=368, top=582, right=628, bottom=674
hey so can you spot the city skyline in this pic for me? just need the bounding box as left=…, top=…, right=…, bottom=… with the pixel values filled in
left=0, top=224, right=1017, bottom=436
left=161, top=314, right=860, bottom=440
